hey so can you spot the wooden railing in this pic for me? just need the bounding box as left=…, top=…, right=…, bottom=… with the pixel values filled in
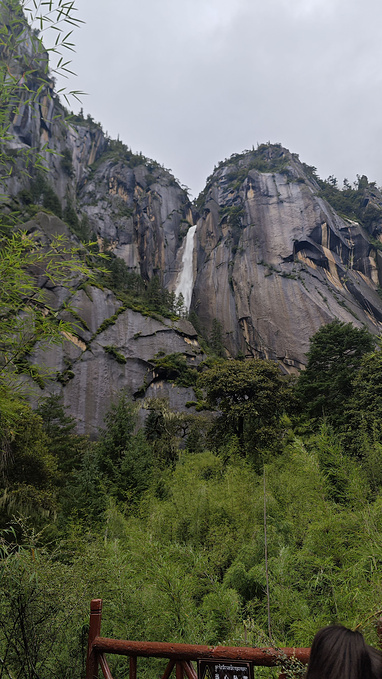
left=86, top=599, right=311, bottom=679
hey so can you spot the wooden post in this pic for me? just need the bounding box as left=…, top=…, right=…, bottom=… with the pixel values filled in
left=86, top=598, right=103, bottom=679
left=130, top=655, right=137, bottom=679
left=161, top=659, right=175, bottom=679
left=181, top=661, right=197, bottom=679
left=176, top=661, right=184, bottom=679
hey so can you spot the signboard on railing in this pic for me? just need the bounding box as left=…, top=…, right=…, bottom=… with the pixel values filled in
left=197, top=659, right=254, bottom=679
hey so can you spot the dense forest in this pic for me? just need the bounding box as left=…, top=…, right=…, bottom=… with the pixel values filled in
left=2, top=319, right=382, bottom=678
left=1, top=3, right=382, bottom=679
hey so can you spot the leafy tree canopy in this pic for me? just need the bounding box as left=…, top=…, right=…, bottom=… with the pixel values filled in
left=295, top=320, right=375, bottom=426
left=198, top=358, right=293, bottom=456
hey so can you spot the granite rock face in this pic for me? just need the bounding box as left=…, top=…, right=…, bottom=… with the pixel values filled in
left=4, top=20, right=382, bottom=426
left=3, top=23, right=201, bottom=434
left=78, top=158, right=193, bottom=282
left=4, top=23, right=193, bottom=288
left=26, top=217, right=203, bottom=435
left=192, top=146, right=382, bottom=371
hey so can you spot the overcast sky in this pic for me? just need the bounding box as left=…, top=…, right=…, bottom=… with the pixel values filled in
left=52, top=0, right=382, bottom=198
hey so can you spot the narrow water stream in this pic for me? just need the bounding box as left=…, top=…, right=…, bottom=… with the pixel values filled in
left=174, top=225, right=197, bottom=311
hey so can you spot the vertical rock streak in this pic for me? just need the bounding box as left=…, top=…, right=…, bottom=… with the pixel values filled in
left=175, top=225, right=197, bottom=311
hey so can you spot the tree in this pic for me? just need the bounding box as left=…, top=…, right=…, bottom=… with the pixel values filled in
left=0, top=522, right=90, bottom=678
left=345, top=349, right=382, bottom=438
left=175, top=292, right=185, bottom=317
left=144, top=397, right=207, bottom=464
left=295, top=320, right=375, bottom=426
left=36, top=394, right=86, bottom=476
left=97, top=393, right=153, bottom=504
left=60, top=445, right=106, bottom=523
left=0, top=395, right=58, bottom=527
left=209, top=318, right=225, bottom=357
left=198, top=358, right=292, bottom=456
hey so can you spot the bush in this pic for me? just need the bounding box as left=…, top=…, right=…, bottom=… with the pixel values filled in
left=152, top=353, right=198, bottom=387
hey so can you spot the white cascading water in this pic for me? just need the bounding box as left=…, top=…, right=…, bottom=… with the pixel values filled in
left=174, top=225, right=197, bottom=311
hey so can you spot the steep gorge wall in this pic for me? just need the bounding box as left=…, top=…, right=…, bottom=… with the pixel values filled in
left=191, top=146, right=382, bottom=370
left=2, top=24, right=201, bottom=433
left=8, top=84, right=193, bottom=285
left=4, top=12, right=382, bottom=428
left=17, top=212, right=202, bottom=435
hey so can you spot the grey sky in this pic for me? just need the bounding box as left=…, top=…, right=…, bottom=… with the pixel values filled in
left=56, top=0, right=382, bottom=197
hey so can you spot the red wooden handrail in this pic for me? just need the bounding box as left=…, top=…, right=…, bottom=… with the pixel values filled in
left=85, top=598, right=311, bottom=679
left=92, top=636, right=311, bottom=664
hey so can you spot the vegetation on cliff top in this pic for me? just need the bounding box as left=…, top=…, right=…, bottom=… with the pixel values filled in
left=195, top=143, right=382, bottom=239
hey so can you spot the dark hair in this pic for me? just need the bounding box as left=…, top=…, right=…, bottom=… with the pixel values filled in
left=368, top=645, right=382, bottom=678
left=306, top=625, right=380, bottom=679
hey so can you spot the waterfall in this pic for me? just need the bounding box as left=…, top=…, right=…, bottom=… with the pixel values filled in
left=174, top=225, right=197, bottom=312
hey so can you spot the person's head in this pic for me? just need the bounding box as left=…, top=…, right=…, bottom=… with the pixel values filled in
left=306, top=625, right=378, bottom=679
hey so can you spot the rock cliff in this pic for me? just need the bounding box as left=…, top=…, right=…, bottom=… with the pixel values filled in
left=3, top=10, right=382, bottom=431
left=192, top=145, right=382, bottom=370
left=21, top=211, right=203, bottom=436
left=1, top=15, right=201, bottom=433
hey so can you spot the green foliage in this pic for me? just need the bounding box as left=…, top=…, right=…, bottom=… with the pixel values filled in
left=146, top=275, right=172, bottom=315
left=307, top=423, right=369, bottom=507
left=209, top=318, right=225, bottom=357
left=2, top=373, right=382, bottom=673
left=68, top=212, right=92, bottom=242
left=0, top=229, right=96, bottom=392
left=15, top=172, right=63, bottom=218
left=188, top=309, right=206, bottom=340
left=63, top=200, right=79, bottom=229
left=312, top=174, right=362, bottom=221
left=224, top=144, right=289, bottom=188
left=198, top=359, right=293, bottom=458
left=151, top=352, right=198, bottom=387
left=345, top=348, right=382, bottom=434
left=0, top=1, right=103, bottom=396
left=92, top=302, right=128, bottom=337
left=0, top=394, right=58, bottom=525
left=0, top=1, right=83, bottom=187
left=194, top=144, right=289, bottom=210
left=60, top=149, right=74, bottom=177
left=60, top=446, right=106, bottom=523
left=220, top=204, right=245, bottom=228
left=0, top=523, right=90, bottom=679
left=144, top=398, right=209, bottom=465
left=102, top=138, right=152, bottom=168
left=104, top=345, right=127, bottom=364
left=42, top=185, right=62, bottom=217
left=36, top=394, right=85, bottom=476
left=3, top=8, right=382, bottom=671
left=104, top=256, right=145, bottom=296
left=312, top=173, right=382, bottom=233
left=97, top=394, right=153, bottom=504
left=98, top=257, right=183, bottom=320
left=341, top=349, right=382, bottom=480
left=295, top=320, right=375, bottom=427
